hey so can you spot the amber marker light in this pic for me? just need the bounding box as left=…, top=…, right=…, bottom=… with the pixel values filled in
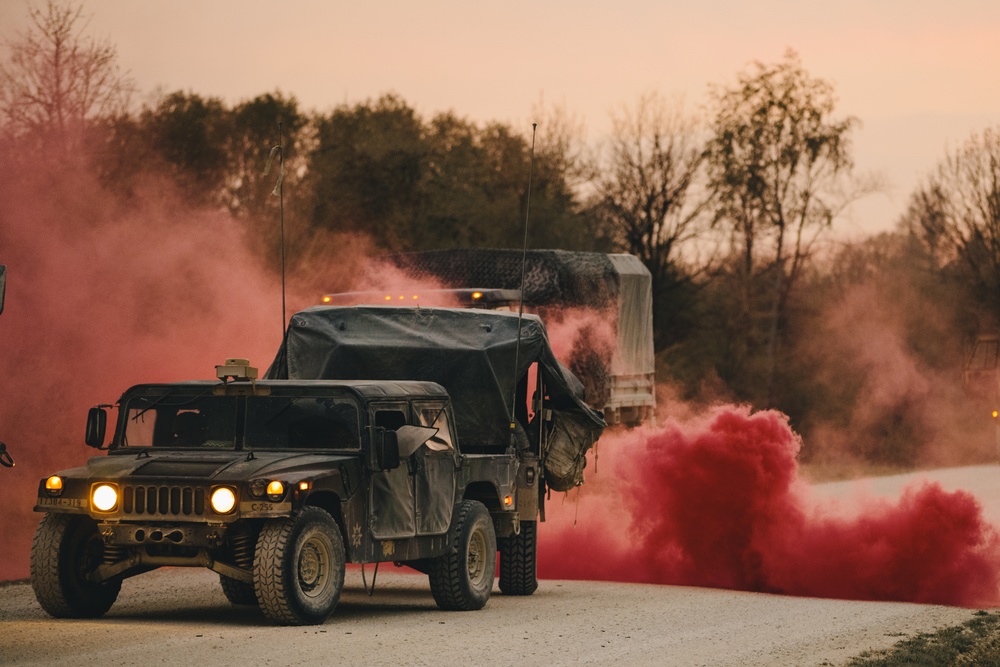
left=322, top=295, right=332, bottom=304
left=503, top=494, right=514, bottom=507
left=992, top=410, right=999, bottom=420
left=92, top=484, right=119, bottom=512
left=266, top=480, right=286, bottom=502
left=210, top=487, right=237, bottom=514
left=298, top=481, right=310, bottom=491
left=472, top=291, right=483, bottom=300
left=45, top=476, right=63, bottom=496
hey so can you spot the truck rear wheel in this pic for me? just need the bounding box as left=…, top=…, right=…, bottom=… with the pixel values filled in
left=499, top=520, right=538, bottom=595
left=30, top=513, right=121, bottom=618
left=253, top=507, right=345, bottom=625
left=429, top=500, right=496, bottom=611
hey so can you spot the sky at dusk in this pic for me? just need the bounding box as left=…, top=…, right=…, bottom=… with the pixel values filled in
left=1, top=0, right=998, bottom=236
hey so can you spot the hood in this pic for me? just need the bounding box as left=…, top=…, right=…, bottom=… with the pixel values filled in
left=84, top=450, right=353, bottom=482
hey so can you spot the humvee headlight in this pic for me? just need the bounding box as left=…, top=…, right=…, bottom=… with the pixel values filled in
left=92, top=484, right=118, bottom=512
left=266, top=480, right=285, bottom=501
left=45, top=476, right=64, bottom=496
left=211, top=487, right=237, bottom=514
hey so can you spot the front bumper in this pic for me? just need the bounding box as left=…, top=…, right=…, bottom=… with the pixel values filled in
left=98, top=521, right=229, bottom=549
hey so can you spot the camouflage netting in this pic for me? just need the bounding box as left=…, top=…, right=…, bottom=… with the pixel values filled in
left=266, top=306, right=606, bottom=491
left=390, top=248, right=618, bottom=308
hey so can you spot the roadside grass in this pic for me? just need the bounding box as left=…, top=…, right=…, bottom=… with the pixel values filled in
left=845, top=611, right=1000, bottom=666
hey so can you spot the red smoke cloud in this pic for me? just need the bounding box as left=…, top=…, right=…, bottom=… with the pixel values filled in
left=539, top=407, right=1000, bottom=607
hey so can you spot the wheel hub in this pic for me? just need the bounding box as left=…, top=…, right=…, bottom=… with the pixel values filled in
left=298, top=538, right=329, bottom=594
left=467, top=530, right=486, bottom=584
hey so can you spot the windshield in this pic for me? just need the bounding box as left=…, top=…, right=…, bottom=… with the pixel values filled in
left=121, top=391, right=361, bottom=451
left=245, top=395, right=360, bottom=450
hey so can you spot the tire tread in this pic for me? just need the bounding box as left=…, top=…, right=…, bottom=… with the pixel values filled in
left=499, top=520, right=538, bottom=596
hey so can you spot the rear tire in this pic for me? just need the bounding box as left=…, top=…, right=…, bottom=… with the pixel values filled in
left=254, top=507, right=345, bottom=625
left=429, top=500, right=496, bottom=611
left=30, top=513, right=121, bottom=618
left=499, top=520, right=538, bottom=595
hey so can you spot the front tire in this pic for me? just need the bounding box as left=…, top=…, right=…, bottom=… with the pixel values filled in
left=30, top=513, right=121, bottom=618
left=499, top=520, right=538, bottom=595
left=253, top=507, right=345, bottom=625
left=429, top=500, right=496, bottom=611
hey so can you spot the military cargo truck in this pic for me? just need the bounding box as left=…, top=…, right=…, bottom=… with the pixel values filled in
left=31, top=307, right=604, bottom=625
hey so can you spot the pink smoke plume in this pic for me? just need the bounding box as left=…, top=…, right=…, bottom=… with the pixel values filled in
left=538, top=406, right=1000, bottom=607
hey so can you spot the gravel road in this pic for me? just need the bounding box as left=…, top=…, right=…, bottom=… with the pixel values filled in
left=2, top=465, right=997, bottom=666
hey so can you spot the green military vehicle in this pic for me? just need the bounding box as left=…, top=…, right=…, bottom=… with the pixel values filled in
left=31, top=306, right=604, bottom=625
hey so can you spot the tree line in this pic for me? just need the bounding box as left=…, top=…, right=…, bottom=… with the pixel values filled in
left=4, top=1, right=1000, bottom=466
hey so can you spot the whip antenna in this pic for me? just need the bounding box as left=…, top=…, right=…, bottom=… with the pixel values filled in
left=264, top=121, right=287, bottom=335
left=508, top=122, right=537, bottom=435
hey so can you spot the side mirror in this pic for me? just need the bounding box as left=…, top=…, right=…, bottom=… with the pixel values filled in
left=85, top=407, right=107, bottom=449
left=376, top=429, right=401, bottom=471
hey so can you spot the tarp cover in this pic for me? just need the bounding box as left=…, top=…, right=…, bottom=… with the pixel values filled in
left=606, top=254, right=655, bottom=376
left=266, top=306, right=606, bottom=458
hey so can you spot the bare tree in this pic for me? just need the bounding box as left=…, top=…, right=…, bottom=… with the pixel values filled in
left=590, top=93, right=709, bottom=348
left=902, top=126, right=1000, bottom=327
left=705, top=50, right=864, bottom=399
left=0, top=0, right=133, bottom=151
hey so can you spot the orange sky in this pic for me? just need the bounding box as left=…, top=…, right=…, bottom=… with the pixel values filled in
left=2, top=0, right=998, bottom=236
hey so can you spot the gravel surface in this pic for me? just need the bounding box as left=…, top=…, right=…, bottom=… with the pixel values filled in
left=2, top=465, right=997, bottom=666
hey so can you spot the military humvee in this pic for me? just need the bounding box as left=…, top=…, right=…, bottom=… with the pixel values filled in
left=31, top=307, right=604, bottom=625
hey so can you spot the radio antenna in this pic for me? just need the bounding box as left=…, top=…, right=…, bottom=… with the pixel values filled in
left=265, top=121, right=287, bottom=335
left=508, top=122, right=537, bottom=436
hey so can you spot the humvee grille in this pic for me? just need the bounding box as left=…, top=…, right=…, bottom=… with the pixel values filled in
left=122, top=484, right=206, bottom=517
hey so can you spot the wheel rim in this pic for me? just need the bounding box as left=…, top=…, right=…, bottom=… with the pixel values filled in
left=467, top=528, right=487, bottom=586
left=298, top=532, right=332, bottom=599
